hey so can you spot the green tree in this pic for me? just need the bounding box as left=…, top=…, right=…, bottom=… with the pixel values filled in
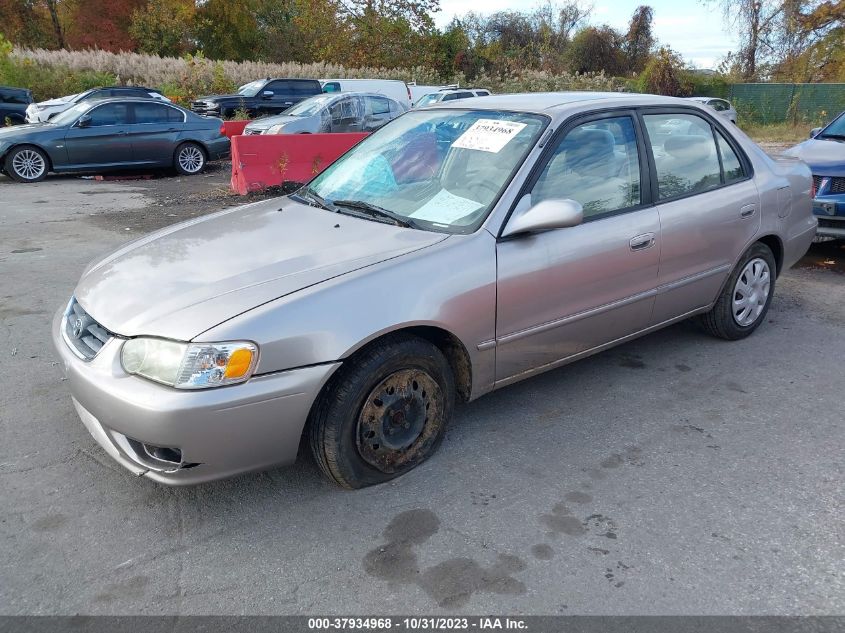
left=624, top=5, right=654, bottom=74
left=129, top=0, right=195, bottom=57
left=638, top=47, right=692, bottom=96
left=566, top=26, right=625, bottom=75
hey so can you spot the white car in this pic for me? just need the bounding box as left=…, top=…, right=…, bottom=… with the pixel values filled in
left=25, top=86, right=169, bottom=123
left=414, top=88, right=492, bottom=108
left=320, top=79, right=412, bottom=110
left=685, top=97, right=737, bottom=124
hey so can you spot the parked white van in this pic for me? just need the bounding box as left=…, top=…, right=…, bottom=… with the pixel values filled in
left=320, top=79, right=412, bottom=109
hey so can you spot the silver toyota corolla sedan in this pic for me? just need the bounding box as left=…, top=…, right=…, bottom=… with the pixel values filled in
left=53, top=92, right=817, bottom=488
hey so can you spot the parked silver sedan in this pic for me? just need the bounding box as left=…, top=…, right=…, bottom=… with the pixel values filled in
left=53, top=92, right=816, bottom=488
left=243, top=92, right=406, bottom=135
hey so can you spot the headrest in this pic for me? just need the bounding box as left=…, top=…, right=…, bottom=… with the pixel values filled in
left=664, top=134, right=712, bottom=160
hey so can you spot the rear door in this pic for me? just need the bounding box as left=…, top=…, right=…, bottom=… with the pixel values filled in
left=64, top=102, right=134, bottom=167
left=640, top=110, right=760, bottom=323
left=127, top=102, right=184, bottom=165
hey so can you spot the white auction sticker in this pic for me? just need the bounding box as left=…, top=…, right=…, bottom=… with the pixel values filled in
left=452, top=119, right=528, bottom=153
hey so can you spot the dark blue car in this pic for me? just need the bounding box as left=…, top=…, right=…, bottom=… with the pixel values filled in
left=784, top=111, right=845, bottom=239
left=0, top=97, right=230, bottom=183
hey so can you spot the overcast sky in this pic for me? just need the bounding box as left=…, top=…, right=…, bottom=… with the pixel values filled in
left=435, top=0, right=739, bottom=69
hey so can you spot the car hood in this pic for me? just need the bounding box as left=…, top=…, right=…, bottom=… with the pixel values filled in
left=35, top=97, right=72, bottom=107
left=74, top=197, right=448, bottom=341
left=783, top=138, right=845, bottom=176
left=197, top=94, right=251, bottom=102
left=245, top=115, right=308, bottom=133
left=0, top=123, right=51, bottom=141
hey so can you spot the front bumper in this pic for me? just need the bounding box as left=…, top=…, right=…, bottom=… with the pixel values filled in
left=52, top=308, right=340, bottom=485
left=813, top=196, right=845, bottom=238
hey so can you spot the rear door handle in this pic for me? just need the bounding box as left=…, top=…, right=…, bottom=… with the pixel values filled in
left=629, top=233, right=655, bottom=251
left=740, top=204, right=756, bottom=218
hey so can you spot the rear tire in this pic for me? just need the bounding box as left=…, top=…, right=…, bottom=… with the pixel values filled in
left=697, top=242, right=776, bottom=340
left=309, top=335, right=455, bottom=489
left=173, top=142, right=206, bottom=176
left=4, top=145, right=48, bottom=183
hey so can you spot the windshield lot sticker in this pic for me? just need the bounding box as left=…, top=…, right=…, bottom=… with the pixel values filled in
left=411, top=188, right=484, bottom=223
left=452, top=119, right=528, bottom=153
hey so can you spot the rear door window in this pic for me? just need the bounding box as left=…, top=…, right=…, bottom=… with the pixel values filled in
left=716, top=130, right=745, bottom=182
left=134, top=102, right=173, bottom=124
left=369, top=97, right=391, bottom=115
left=643, top=113, right=722, bottom=200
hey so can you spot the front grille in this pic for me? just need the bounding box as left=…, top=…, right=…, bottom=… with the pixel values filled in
left=813, top=175, right=845, bottom=195
left=62, top=297, right=113, bottom=360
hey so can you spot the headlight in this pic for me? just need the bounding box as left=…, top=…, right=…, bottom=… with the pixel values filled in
left=121, top=338, right=258, bottom=389
left=265, top=124, right=286, bottom=134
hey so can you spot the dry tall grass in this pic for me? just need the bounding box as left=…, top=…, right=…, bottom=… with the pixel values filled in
left=12, top=47, right=626, bottom=102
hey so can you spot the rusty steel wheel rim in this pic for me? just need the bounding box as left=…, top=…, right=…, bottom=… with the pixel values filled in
left=357, top=369, right=443, bottom=474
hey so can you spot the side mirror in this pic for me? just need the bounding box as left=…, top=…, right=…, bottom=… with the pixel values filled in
left=501, top=197, right=583, bottom=238
left=809, top=127, right=822, bottom=138
left=77, top=114, right=91, bottom=128
left=262, top=90, right=274, bottom=99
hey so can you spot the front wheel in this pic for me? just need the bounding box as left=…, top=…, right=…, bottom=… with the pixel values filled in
left=309, top=335, right=455, bottom=489
left=4, top=145, right=48, bottom=183
left=173, top=142, right=206, bottom=176
left=697, top=242, right=776, bottom=340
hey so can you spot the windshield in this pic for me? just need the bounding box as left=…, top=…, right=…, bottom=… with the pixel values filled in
left=306, top=109, right=548, bottom=234
left=286, top=94, right=336, bottom=116
left=237, top=80, right=266, bottom=97
left=415, top=94, right=441, bottom=107
left=819, top=112, right=845, bottom=139
left=49, top=102, right=91, bottom=126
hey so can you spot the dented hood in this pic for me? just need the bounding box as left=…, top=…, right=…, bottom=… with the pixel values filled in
left=74, top=197, right=447, bottom=340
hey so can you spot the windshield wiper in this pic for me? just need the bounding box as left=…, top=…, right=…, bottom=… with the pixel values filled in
left=332, top=199, right=421, bottom=229
left=293, top=186, right=337, bottom=212
left=818, top=133, right=845, bottom=141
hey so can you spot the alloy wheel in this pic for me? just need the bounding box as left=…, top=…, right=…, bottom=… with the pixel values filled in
left=178, top=145, right=204, bottom=173
left=12, top=149, right=46, bottom=180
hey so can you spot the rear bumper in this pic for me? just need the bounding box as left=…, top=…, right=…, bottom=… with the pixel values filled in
left=206, top=136, right=231, bottom=161
left=52, top=307, right=340, bottom=485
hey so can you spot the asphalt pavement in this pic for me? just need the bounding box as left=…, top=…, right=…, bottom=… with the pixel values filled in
left=1, top=172, right=843, bottom=615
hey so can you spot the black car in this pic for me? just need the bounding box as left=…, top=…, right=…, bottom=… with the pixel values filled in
left=1, top=86, right=34, bottom=126
left=0, top=98, right=230, bottom=183
left=191, top=78, right=322, bottom=118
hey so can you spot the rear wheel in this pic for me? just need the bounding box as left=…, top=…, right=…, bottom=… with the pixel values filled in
left=5, top=145, right=48, bottom=183
left=698, top=242, right=776, bottom=340
left=309, top=335, right=455, bottom=489
left=173, top=142, right=206, bottom=176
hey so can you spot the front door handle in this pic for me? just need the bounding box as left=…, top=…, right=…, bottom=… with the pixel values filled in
left=740, top=204, right=756, bottom=218
left=629, top=233, right=655, bottom=251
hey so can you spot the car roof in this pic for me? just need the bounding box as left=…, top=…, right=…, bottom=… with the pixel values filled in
left=78, top=97, right=182, bottom=107
left=426, top=91, right=694, bottom=113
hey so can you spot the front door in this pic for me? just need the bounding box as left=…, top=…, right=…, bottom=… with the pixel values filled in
left=64, top=102, right=133, bottom=168
left=495, top=113, right=660, bottom=383
left=329, top=97, right=363, bottom=133
left=640, top=111, right=761, bottom=323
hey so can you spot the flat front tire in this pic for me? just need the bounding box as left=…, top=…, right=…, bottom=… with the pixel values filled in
left=174, top=142, right=206, bottom=176
left=5, top=145, right=48, bottom=183
left=309, top=335, right=455, bottom=489
left=698, top=242, right=776, bottom=340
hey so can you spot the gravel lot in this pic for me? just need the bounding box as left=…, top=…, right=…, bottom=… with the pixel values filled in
left=1, top=164, right=843, bottom=616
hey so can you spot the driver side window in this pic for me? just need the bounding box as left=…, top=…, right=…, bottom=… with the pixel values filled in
left=86, top=103, right=131, bottom=127
left=531, top=116, right=642, bottom=220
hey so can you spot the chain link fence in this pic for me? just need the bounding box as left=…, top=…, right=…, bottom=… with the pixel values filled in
left=726, top=83, right=845, bottom=125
